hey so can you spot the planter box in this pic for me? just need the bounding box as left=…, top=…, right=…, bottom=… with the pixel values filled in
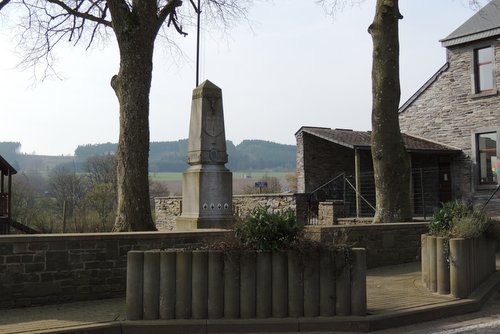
left=126, top=248, right=367, bottom=320
left=421, top=234, right=496, bottom=298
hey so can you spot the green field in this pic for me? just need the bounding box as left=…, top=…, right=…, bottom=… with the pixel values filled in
left=149, top=171, right=294, bottom=182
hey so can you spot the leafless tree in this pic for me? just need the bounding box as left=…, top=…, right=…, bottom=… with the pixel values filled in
left=1, top=0, right=254, bottom=231
left=85, top=154, right=116, bottom=188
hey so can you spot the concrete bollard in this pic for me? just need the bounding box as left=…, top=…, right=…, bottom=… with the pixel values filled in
left=176, top=250, right=192, bottom=319
left=192, top=250, right=208, bottom=319
left=126, top=251, right=144, bottom=320
left=436, top=237, right=450, bottom=295
left=143, top=250, right=160, bottom=320
left=288, top=250, right=304, bottom=317
left=303, top=248, right=320, bottom=317
left=272, top=251, right=288, bottom=318
left=319, top=249, right=336, bottom=316
left=335, top=249, right=351, bottom=316
left=488, top=237, right=497, bottom=276
left=240, top=251, right=256, bottom=319
left=421, top=234, right=428, bottom=287
left=428, top=236, right=437, bottom=292
left=256, top=251, right=272, bottom=318
left=468, top=238, right=479, bottom=293
left=224, top=252, right=240, bottom=319
left=450, top=238, right=468, bottom=299
left=208, top=251, right=224, bottom=319
left=350, top=248, right=367, bottom=316
left=159, top=250, right=176, bottom=319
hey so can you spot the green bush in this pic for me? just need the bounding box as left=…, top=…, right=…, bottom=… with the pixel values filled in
left=429, top=201, right=470, bottom=236
left=429, top=200, right=492, bottom=238
left=235, top=207, right=304, bottom=251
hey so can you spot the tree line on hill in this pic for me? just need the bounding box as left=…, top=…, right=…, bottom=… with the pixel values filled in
left=75, top=139, right=296, bottom=172
left=0, top=140, right=296, bottom=173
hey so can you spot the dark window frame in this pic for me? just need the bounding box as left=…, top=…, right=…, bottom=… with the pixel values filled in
left=473, top=46, right=495, bottom=93
left=472, top=128, right=500, bottom=189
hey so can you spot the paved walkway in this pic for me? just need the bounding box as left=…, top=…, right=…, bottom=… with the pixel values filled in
left=0, top=256, right=499, bottom=334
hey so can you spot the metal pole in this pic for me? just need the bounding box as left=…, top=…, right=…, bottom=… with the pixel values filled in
left=420, top=168, right=425, bottom=220
left=7, top=170, right=12, bottom=234
left=196, top=0, right=201, bottom=87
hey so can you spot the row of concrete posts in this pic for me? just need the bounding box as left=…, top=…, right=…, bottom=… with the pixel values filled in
left=421, top=234, right=496, bottom=298
left=126, top=248, right=367, bottom=320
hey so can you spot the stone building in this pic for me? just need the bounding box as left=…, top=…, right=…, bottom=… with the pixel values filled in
left=399, top=0, right=500, bottom=213
left=297, top=1, right=500, bottom=219
left=295, top=127, right=459, bottom=219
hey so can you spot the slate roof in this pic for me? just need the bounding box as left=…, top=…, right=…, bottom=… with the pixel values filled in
left=296, top=127, right=461, bottom=154
left=441, top=0, right=500, bottom=47
left=0, top=155, right=17, bottom=176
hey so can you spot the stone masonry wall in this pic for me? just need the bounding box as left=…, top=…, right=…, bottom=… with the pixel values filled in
left=155, top=194, right=296, bottom=229
left=399, top=41, right=500, bottom=199
left=297, top=132, right=355, bottom=194
left=306, top=223, right=429, bottom=268
left=0, top=231, right=229, bottom=309
left=155, top=196, right=182, bottom=230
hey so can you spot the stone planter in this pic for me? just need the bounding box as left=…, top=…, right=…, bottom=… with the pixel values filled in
left=421, top=234, right=496, bottom=298
left=126, top=247, right=367, bottom=320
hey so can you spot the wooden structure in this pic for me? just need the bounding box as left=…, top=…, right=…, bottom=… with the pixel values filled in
left=0, top=155, right=17, bottom=234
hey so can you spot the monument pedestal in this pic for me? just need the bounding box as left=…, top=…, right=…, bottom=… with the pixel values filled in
left=176, top=80, right=233, bottom=230
left=176, top=165, right=233, bottom=230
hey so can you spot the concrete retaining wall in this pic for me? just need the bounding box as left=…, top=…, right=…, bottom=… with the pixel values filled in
left=0, top=231, right=229, bottom=309
left=126, top=248, right=367, bottom=320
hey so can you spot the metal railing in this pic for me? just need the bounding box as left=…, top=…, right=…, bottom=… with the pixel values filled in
left=0, top=193, right=8, bottom=217
left=304, top=166, right=450, bottom=225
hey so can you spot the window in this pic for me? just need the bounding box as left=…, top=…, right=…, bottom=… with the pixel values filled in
left=476, top=132, right=498, bottom=185
left=474, top=46, right=495, bottom=92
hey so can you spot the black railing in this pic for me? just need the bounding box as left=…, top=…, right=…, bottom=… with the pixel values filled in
left=304, top=167, right=450, bottom=225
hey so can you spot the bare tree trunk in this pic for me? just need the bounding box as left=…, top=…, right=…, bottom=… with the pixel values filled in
left=368, top=0, right=411, bottom=223
left=110, top=2, right=157, bottom=231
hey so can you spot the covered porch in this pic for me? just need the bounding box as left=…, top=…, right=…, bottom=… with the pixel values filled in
left=0, top=155, right=17, bottom=234
left=295, top=127, right=461, bottom=224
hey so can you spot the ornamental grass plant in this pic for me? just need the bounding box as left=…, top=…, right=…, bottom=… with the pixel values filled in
left=429, top=200, right=492, bottom=239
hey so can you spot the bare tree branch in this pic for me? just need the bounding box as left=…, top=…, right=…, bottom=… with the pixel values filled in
left=0, top=0, right=11, bottom=11
left=46, top=0, right=111, bottom=27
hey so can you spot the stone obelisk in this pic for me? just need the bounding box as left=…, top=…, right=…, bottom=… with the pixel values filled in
left=176, top=80, right=233, bottom=230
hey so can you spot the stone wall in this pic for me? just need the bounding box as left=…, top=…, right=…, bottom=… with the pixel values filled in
left=0, top=231, right=229, bottom=309
left=296, top=132, right=356, bottom=194
left=399, top=40, right=500, bottom=200
left=306, top=223, right=429, bottom=268
left=155, top=194, right=296, bottom=229
left=155, top=196, right=181, bottom=230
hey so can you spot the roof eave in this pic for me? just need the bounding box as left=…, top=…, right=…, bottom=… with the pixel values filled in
left=440, top=28, right=500, bottom=48
left=399, top=63, right=449, bottom=113
left=0, top=155, right=18, bottom=175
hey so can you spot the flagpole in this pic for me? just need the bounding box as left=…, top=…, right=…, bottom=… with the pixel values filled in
left=196, top=0, right=201, bottom=87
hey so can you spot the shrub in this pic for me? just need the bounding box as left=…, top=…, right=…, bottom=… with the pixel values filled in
left=450, top=207, right=492, bottom=239
left=429, top=200, right=492, bottom=238
left=429, top=201, right=470, bottom=236
left=235, top=206, right=304, bottom=251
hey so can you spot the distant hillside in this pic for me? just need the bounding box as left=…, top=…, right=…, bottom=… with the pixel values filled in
left=0, top=142, right=74, bottom=172
left=0, top=139, right=296, bottom=172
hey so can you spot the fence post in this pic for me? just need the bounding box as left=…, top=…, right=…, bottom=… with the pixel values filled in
left=420, top=168, right=426, bottom=220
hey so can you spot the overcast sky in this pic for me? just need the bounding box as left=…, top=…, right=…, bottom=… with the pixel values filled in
left=0, top=0, right=489, bottom=156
